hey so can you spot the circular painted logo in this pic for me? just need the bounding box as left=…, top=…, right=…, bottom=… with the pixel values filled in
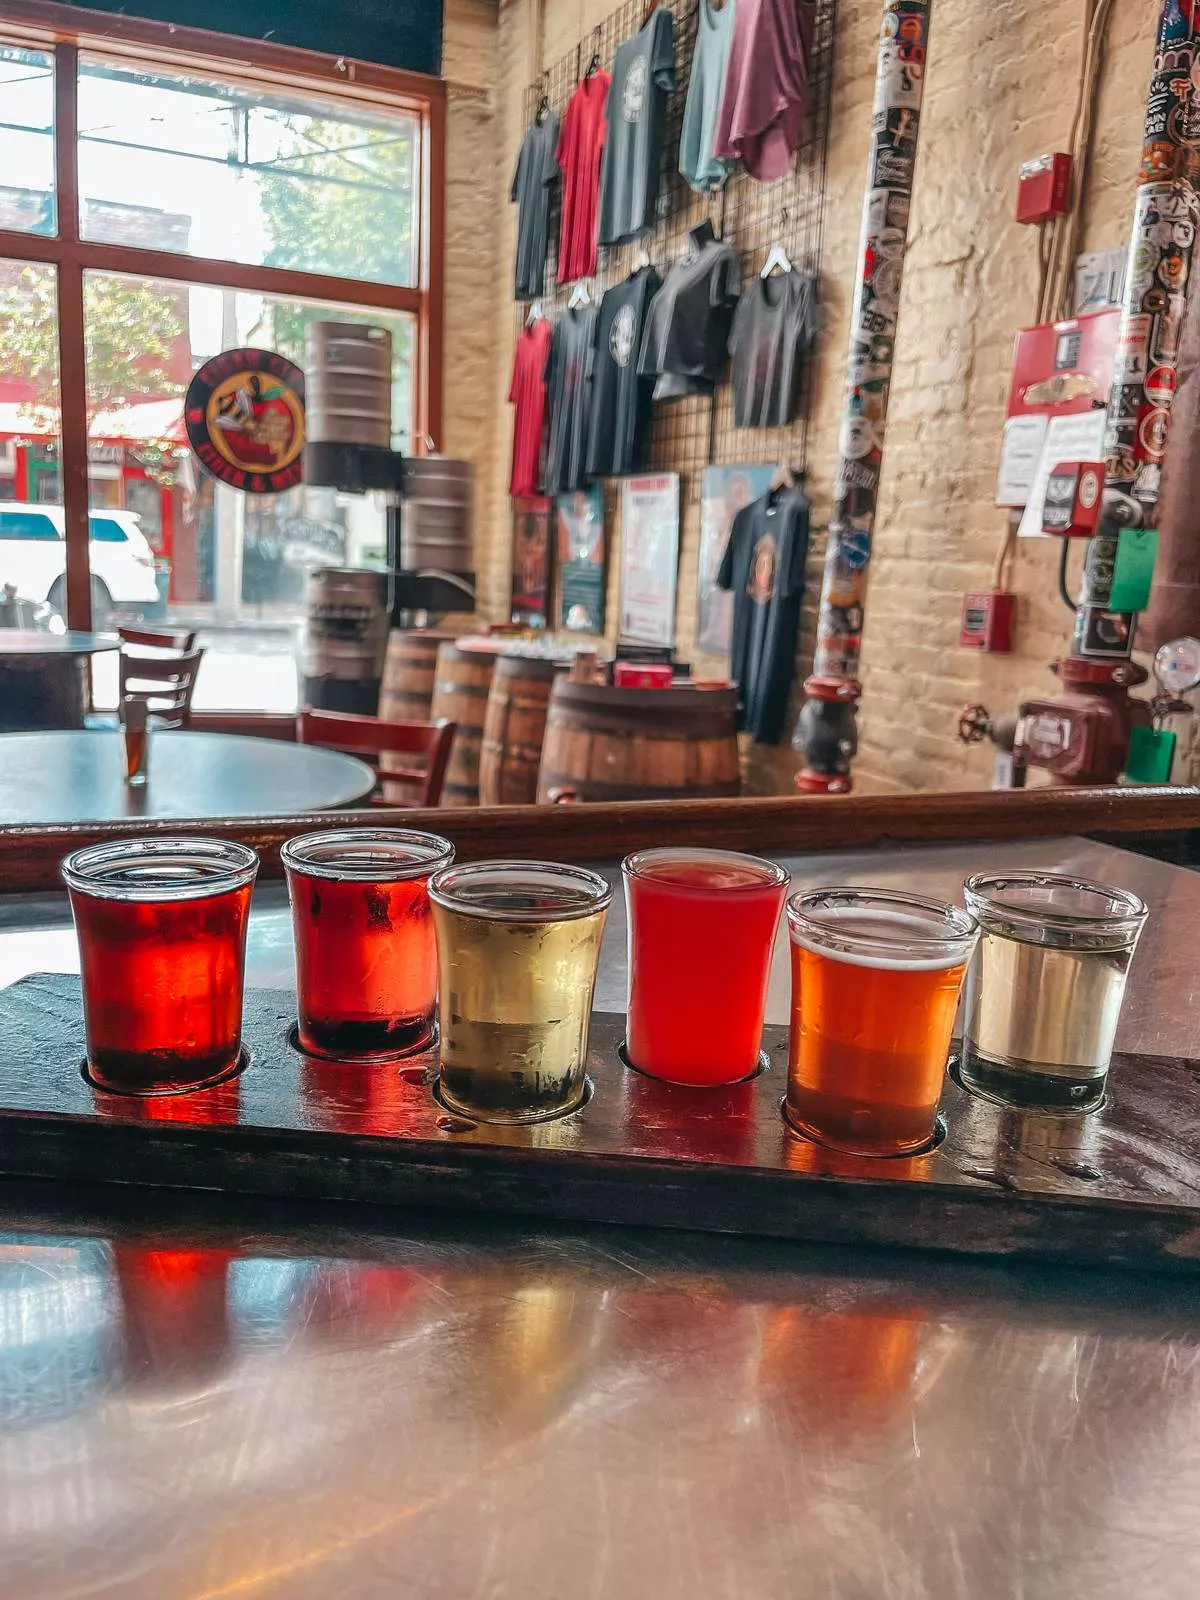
left=623, top=57, right=647, bottom=122
left=610, top=303, right=637, bottom=368
left=1146, top=364, right=1177, bottom=405
left=1079, top=468, right=1100, bottom=509
left=184, top=348, right=306, bottom=494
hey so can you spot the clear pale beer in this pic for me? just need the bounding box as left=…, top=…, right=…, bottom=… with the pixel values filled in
left=786, top=887, right=978, bottom=1156
left=429, top=861, right=611, bottom=1123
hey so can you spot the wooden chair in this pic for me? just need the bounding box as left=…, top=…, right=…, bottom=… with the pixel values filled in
left=297, top=708, right=456, bottom=808
left=118, top=625, right=199, bottom=652
left=119, top=646, right=204, bottom=730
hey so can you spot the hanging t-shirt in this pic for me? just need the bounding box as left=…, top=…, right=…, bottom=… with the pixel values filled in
left=508, top=317, right=553, bottom=498
left=717, top=483, right=810, bottom=743
left=730, top=268, right=820, bottom=427
left=586, top=265, right=661, bottom=477
left=545, top=303, right=598, bottom=495
left=679, top=0, right=737, bottom=193
left=713, top=0, right=814, bottom=182
left=511, top=113, right=561, bottom=301
left=638, top=231, right=741, bottom=400
left=557, top=73, right=611, bottom=284
left=598, top=8, right=675, bottom=245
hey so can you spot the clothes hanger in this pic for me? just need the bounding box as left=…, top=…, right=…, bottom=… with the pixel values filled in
left=642, top=0, right=659, bottom=23
left=526, top=300, right=544, bottom=325
left=689, top=218, right=717, bottom=252
left=761, top=208, right=794, bottom=279
left=584, top=26, right=603, bottom=79
left=535, top=70, right=551, bottom=123
left=631, top=243, right=652, bottom=272
left=568, top=280, right=592, bottom=309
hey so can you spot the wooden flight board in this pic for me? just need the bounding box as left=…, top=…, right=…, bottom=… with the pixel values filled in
left=2, top=974, right=1200, bottom=1273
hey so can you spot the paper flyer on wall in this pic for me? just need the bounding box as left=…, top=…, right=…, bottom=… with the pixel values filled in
left=618, top=474, right=680, bottom=648
left=557, top=488, right=606, bottom=634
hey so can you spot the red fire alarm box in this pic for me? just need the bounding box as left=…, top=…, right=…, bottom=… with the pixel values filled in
left=1041, top=460, right=1105, bottom=535
left=1017, top=153, right=1072, bottom=225
left=960, top=591, right=1016, bottom=653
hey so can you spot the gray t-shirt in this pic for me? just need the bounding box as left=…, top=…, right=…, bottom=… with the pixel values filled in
left=730, top=268, right=819, bottom=428
left=679, top=0, right=736, bottom=193
left=511, top=113, right=560, bottom=301
left=598, top=7, right=676, bottom=246
left=545, top=303, right=598, bottom=495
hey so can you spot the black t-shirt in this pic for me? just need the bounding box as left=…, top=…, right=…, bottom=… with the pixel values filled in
left=598, top=7, right=676, bottom=245
left=511, top=114, right=560, bottom=301
left=545, top=304, right=598, bottom=495
left=586, top=265, right=661, bottom=477
left=638, top=233, right=741, bottom=400
left=730, top=268, right=819, bottom=427
left=716, top=484, right=810, bottom=743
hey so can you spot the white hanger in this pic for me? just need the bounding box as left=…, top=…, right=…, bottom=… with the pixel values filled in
left=526, top=300, right=544, bottom=325
left=761, top=241, right=793, bottom=279
left=568, top=280, right=592, bottom=308
left=631, top=243, right=652, bottom=272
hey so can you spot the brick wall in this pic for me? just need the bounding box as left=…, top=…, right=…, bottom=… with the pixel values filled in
left=443, top=0, right=1194, bottom=790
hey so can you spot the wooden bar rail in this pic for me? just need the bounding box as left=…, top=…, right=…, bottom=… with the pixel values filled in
left=0, top=787, right=1197, bottom=893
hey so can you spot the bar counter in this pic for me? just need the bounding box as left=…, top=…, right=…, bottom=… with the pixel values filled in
left=1, top=802, right=1199, bottom=1597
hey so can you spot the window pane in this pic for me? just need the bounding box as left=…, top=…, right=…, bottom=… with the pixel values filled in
left=0, top=49, right=55, bottom=236
left=84, top=270, right=414, bottom=713
left=0, top=261, right=66, bottom=626
left=78, top=59, right=417, bottom=287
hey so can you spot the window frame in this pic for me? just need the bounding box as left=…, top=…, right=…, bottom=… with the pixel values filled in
left=0, top=0, right=445, bottom=629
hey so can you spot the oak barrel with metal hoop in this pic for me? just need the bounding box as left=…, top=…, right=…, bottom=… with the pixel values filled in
left=430, top=640, right=501, bottom=807
left=479, top=655, right=565, bottom=806
left=536, top=680, right=741, bottom=803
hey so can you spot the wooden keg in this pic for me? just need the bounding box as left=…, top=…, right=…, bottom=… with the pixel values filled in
left=378, top=629, right=452, bottom=724
left=537, top=681, right=741, bottom=803
left=430, top=641, right=501, bottom=807
left=479, top=655, right=565, bottom=806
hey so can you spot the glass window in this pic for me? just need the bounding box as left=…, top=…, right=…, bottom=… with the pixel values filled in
left=0, top=509, right=60, bottom=540
left=88, top=516, right=128, bottom=543
left=84, top=270, right=414, bottom=713
left=0, top=49, right=55, bottom=237
left=77, top=58, right=418, bottom=287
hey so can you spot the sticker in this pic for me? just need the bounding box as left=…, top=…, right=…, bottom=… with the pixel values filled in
left=1137, top=405, right=1171, bottom=460
left=1078, top=467, right=1101, bottom=510
left=1145, top=364, right=1177, bottom=406
left=1072, top=605, right=1136, bottom=659
left=184, top=347, right=306, bottom=494
left=832, top=528, right=872, bottom=570
left=840, top=415, right=876, bottom=460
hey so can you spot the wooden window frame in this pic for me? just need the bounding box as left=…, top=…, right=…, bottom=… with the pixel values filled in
left=0, top=0, right=445, bottom=629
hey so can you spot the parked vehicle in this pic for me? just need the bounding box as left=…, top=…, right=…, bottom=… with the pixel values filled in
left=0, top=503, right=160, bottom=630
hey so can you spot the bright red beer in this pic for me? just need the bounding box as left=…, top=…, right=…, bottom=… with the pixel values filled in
left=283, top=829, right=454, bottom=1061
left=623, top=848, right=789, bottom=1086
left=63, top=838, right=258, bottom=1094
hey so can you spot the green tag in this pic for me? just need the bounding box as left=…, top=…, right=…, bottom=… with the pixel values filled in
left=1126, top=724, right=1176, bottom=784
left=1108, top=527, right=1159, bottom=611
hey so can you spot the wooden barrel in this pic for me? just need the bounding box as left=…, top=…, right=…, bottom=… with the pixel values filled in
left=537, top=681, right=741, bottom=803
left=378, top=629, right=452, bottom=724
left=430, top=641, right=501, bottom=807
left=479, top=656, right=565, bottom=806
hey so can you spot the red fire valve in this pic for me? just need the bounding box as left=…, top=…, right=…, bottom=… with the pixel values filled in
left=1014, top=656, right=1149, bottom=785
left=1041, top=460, right=1105, bottom=536
left=1016, top=152, right=1072, bottom=225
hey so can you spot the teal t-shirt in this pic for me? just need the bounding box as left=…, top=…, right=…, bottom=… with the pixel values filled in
left=679, top=0, right=737, bottom=193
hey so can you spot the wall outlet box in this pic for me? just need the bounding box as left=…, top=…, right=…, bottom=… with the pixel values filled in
left=1017, top=153, right=1072, bottom=225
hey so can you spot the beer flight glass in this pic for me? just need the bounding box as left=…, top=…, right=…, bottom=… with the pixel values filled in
left=282, top=828, right=454, bottom=1060
left=623, top=847, right=789, bottom=1085
left=63, top=837, right=258, bottom=1094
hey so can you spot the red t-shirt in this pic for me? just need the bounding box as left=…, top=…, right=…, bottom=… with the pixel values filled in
left=508, top=317, right=553, bottom=498
left=556, top=72, right=610, bottom=284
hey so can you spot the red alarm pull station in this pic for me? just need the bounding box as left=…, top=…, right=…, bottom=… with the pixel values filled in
left=1017, top=152, right=1072, bottom=225
left=960, top=591, right=1016, bottom=653
left=1041, top=460, right=1105, bottom=536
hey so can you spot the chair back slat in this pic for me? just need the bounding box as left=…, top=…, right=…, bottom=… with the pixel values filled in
left=118, top=625, right=199, bottom=652
left=119, top=646, right=204, bottom=730
left=297, top=709, right=456, bottom=808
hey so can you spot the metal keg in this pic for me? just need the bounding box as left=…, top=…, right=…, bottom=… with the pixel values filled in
left=302, top=567, right=389, bottom=713
left=400, top=456, right=473, bottom=572
left=305, top=321, right=393, bottom=448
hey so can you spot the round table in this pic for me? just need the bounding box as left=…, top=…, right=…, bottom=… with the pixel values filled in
left=0, top=731, right=376, bottom=824
left=0, top=631, right=119, bottom=732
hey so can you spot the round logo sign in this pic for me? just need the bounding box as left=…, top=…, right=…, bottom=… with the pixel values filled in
left=1078, top=468, right=1100, bottom=510
left=184, top=348, right=306, bottom=494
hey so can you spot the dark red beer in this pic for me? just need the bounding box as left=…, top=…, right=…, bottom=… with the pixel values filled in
left=63, top=838, right=258, bottom=1094
left=282, top=830, right=454, bottom=1060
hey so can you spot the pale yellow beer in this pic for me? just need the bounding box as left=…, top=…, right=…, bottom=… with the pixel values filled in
left=429, top=861, right=611, bottom=1123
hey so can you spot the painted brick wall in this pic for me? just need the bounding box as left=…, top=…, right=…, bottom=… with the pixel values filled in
left=444, top=0, right=1193, bottom=791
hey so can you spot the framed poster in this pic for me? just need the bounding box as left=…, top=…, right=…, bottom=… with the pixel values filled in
left=511, top=497, right=551, bottom=627
left=698, top=465, right=775, bottom=655
left=618, top=474, right=680, bottom=648
left=557, top=487, right=606, bottom=633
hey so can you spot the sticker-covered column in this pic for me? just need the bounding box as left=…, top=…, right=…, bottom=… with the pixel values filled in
left=794, top=0, right=931, bottom=793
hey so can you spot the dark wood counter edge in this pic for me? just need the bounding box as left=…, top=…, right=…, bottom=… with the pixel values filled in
left=0, top=786, right=1197, bottom=892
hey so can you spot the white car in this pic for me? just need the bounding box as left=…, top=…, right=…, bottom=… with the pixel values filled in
left=0, top=503, right=160, bottom=629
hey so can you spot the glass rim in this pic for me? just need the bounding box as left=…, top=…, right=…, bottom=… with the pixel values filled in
left=963, top=871, right=1147, bottom=934
left=427, top=859, right=612, bottom=922
left=786, top=884, right=978, bottom=965
left=61, top=836, right=259, bottom=901
left=281, top=828, right=454, bottom=882
left=622, top=846, right=789, bottom=893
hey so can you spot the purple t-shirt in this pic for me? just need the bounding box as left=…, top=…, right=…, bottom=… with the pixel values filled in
left=713, top=0, right=814, bottom=181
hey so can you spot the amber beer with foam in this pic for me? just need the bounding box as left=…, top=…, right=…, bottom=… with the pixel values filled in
left=786, top=888, right=978, bottom=1156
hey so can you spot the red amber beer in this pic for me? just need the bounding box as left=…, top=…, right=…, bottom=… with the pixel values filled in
left=63, top=838, right=258, bottom=1094
left=282, top=829, right=454, bottom=1060
left=786, top=888, right=978, bottom=1156
left=623, top=848, right=789, bottom=1086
